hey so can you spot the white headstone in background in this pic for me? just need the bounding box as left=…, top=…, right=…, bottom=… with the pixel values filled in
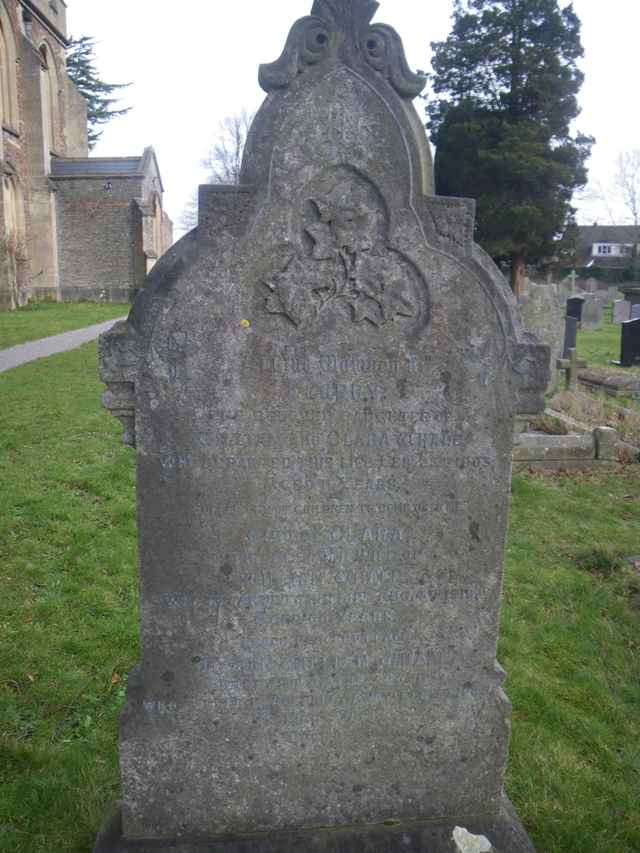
left=613, top=300, right=632, bottom=325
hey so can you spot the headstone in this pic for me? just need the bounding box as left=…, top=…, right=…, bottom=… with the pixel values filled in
left=95, top=2, right=547, bottom=851
left=580, top=295, right=603, bottom=331
left=608, top=285, right=621, bottom=303
left=632, top=304, right=640, bottom=321
left=613, top=300, right=632, bottom=325
left=582, top=277, right=598, bottom=294
left=619, top=284, right=640, bottom=307
left=614, top=318, right=640, bottom=368
left=563, top=315, right=579, bottom=358
left=566, top=295, right=586, bottom=324
left=518, top=280, right=565, bottom=390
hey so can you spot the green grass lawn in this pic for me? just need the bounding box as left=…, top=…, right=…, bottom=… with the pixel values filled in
left=0, top=302, right=130, bottom=350
left=578, top=305, right=640, bottom=377
left=1, top=346, right=639, bottom=852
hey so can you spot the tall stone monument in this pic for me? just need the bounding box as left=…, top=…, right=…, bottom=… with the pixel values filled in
left=96, top=2, right=548, bottom=850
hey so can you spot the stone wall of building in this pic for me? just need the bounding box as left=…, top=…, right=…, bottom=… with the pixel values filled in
left=55, top=176, right=144, bottom=302
left=0, top=1, right=172, bottom=312
left=61, top=75, right=89, bottom=157
left=0, top=0, right=90, bottom=309
left=26, top=0, right=68, bottom=35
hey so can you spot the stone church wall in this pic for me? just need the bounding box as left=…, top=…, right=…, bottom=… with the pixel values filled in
left=0, top=0, right=171, bottom=312
left=56, top=176, right=144, bottom=303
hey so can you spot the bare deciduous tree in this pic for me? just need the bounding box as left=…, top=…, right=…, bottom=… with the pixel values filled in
left=581, top=149, right=640, bottom=229
left=178, top=110, right=254, bottom=234
left=177, top=190, right=199, bottom=234
left=202, top=110, right=253, bottom=185
left=614, top=149, right=640, bottom=228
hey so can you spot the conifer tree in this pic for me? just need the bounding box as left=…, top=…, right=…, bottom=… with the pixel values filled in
left=427, top=0, right=593, bottom=294
left=66, top=36, right=131, bottom=149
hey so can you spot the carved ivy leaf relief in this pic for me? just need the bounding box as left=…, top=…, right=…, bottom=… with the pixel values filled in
left=264, top=189, right=420, bottom=329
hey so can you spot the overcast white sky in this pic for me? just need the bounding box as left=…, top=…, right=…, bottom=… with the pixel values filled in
left=67, top=0, right=637, bottom=233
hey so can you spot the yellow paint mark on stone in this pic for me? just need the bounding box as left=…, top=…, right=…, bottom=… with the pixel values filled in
left=240, top=319, right=251, bottom=329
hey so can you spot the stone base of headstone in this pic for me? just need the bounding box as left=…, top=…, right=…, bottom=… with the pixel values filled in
left=94, top=794, right=536, bottom=853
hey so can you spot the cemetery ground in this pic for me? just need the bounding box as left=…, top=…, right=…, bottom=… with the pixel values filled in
left=550, top=307, right=640, bottom=448
left=0, top=343, right=638, bottom=853
left=0, top=302, right=130, bottom=351
left=577, top=305, right=640, bottom=379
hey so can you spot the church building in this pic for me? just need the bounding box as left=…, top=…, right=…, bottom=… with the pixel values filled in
left=0, top=0, right=172, bottom=310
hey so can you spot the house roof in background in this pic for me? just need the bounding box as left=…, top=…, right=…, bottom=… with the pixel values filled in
left=578, top=224, right=638, bottom=246
left=576, top=224, right=638, bottom=267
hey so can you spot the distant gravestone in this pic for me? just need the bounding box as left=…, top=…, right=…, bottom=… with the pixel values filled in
left=619, top=284, right=640, bottom=307
left=613, top=300, right=632, bottom=325
left=580, top=295, right=603, bottom=331
left=615, top=318, right=640, bottom=368
left=518, top=280, right=565, bottom=390
left=566, top=295, right=586, bottom=324
left=95, top=2, right=547, bottom=851
left=563, top=315, right=579, bottom=358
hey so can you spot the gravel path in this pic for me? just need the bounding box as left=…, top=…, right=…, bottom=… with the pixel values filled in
left=0, top=317, right=127, bottom=374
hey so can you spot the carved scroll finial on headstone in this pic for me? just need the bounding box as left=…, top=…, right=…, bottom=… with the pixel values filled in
left=259, top=0, right=426, bottom=98
left=312, top=0, right=379, bottom=26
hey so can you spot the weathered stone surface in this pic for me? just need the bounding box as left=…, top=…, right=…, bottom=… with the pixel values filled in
left=619, top=284, right=640, bottom=307
left=613, top=300, right=631, bottom=325
left=513, top=433, right=595, bottom=462
left=580, top=295, right=603, bottom=331
left=518, top=280, right=565, bottom=390
left=578, top=368, right=640, bottom=398
left=97, top=1, right=546, bottom=849
left=95, top=794, right=536, bottom=852
left=594, top=427, right=620, bottom=461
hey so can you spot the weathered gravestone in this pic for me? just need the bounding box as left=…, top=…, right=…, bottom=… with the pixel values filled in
left=95, top=2, right=547, bottom=851
left=614, top=318, right=640, bottom=368
left=580, top=295, right=603, bottom=331
left=517, top=280, right=564, bottom=390
left=619, top=284, right=640, bottom=308
left=581, top=278, right=598, bottom=294
left=613, top=300, right=631, bottom=325
left=607, top=285, right=620, bottom=303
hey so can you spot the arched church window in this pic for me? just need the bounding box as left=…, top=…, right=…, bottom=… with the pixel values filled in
left=0, top=7, right=19, bottom=131
left=40, top=44, right=58, bottom=166
left=3, top=174, right=23, bottom=244
left=3, top=172, right=25, bottom=304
